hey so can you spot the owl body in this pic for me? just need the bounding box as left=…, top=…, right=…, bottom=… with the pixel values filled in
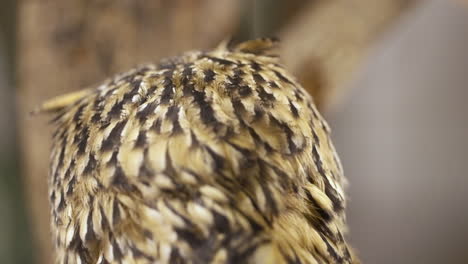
left=47, top=39, right=357, bottom=264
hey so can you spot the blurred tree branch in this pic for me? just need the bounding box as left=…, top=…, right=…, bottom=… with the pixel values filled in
left=280, top=0, right=417, bottom=109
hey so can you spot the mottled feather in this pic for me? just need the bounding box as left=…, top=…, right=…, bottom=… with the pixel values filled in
left=45, top=39, right=358, bottom=264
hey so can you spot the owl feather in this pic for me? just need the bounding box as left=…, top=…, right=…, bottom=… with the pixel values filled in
left=43, top=38, right=358, bottom=264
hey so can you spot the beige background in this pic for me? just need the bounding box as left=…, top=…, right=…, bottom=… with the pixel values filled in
left=330, top=0, right=468, bottom=263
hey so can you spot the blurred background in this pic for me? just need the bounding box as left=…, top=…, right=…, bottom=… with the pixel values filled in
left=0, top=0, right=467, bottom=263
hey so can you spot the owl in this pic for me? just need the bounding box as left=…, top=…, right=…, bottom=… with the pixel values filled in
left=40, top=38, right=358, bottom=264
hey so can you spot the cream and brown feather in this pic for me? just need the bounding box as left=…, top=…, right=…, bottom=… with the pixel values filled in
left=43, top=38, right=358, bottom=264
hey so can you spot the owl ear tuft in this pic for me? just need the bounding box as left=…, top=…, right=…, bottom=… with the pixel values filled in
left=217, top=37, right=280, bottom=57
left=31, top=88, right=92, bottom=115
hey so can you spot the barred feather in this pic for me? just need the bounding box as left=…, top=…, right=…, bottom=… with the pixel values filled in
left=45, top=38, right=358, bottom=264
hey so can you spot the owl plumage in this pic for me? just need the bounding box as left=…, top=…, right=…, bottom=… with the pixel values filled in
left=44, top=38, right=358, bottom=264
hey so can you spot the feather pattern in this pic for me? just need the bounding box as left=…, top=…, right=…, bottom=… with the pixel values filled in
left=47, top=38, right=358, bottom=264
